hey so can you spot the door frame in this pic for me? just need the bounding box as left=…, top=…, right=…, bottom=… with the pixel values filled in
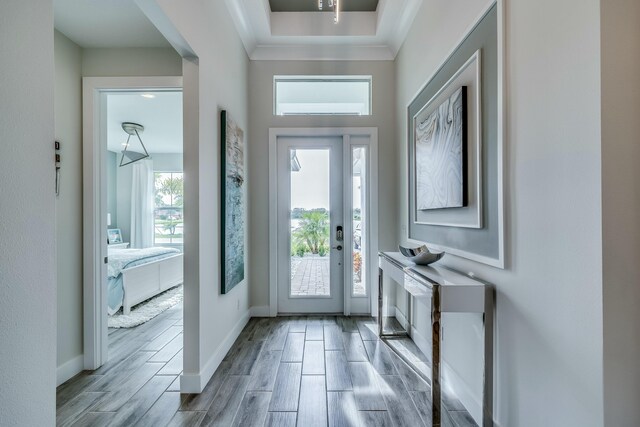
left=82, top=76, right=182, bottom=369
left=268, top=127, right=379, bottom=317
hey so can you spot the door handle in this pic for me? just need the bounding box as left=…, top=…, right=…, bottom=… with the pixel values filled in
left=336, top=225, right=343, bottom=242
left=332, top=245, right=343, bottom=251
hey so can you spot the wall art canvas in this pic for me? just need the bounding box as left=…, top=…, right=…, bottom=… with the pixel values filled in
left=414, top=86, right=468, bottom=210
left=221, top=110, right=245, bottom=294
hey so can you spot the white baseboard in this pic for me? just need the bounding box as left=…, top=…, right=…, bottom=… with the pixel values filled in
left=407, top=320, right=483, bottom=426
left=180, top=308, right=250, bottom=393
left=250, top=306, right=271, bottom=317
left=57, top=354, right=84, bottom=386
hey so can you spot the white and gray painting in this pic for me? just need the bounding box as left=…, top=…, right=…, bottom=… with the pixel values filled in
left=415, top=86, right=466, bottom=210
left=223, top=114, right=245, bottom=293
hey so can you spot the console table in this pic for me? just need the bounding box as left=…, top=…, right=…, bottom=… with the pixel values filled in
left=378, top=251, right=493, bottom=427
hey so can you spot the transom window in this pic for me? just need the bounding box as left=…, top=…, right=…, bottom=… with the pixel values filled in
left=274, top=76, right=372, bottom=116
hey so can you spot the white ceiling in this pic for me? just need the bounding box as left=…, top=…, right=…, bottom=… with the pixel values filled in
left=107, top=92, right=183, bottom=154
left=226, top=0, right=423, bottom=60
left=54, top=0, right=422, bottom=60
left=54, top=0, right=170, bottom=48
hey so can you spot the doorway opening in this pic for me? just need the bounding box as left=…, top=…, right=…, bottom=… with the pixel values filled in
left=82, top=77, right=184, bottom=371
left=269, top=128, right=379, bottom=316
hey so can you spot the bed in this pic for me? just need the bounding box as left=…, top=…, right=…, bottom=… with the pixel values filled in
left=107, top=246, right=183, bottom=315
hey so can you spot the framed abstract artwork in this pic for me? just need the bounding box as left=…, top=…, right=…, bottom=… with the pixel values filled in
left=221, top=110, right=246, bottom=294
left=414, top=86, right=468, bottom=210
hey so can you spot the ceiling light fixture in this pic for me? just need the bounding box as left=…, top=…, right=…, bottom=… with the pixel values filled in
left=141, top=93, right=155, bottom=98
left=119, top=122, right=150, bottom=167
left=319, top=0, right=340, bottom=24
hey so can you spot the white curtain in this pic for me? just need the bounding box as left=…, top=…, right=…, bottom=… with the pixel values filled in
left=130, top=159, right=154, bottom=248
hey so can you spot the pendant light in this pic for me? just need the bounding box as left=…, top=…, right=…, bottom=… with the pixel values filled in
left=119, top=122, right=150, bottom=167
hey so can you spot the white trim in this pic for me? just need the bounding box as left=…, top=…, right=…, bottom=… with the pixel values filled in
left=268, top=127, right=379, bottom=317
left=56, top=355, right=84, bottom=387
left=343, top=135, right=352, bottom=316
left=250, top=306, right=271, bottom=317
left=180, top=308, right=250, bottom=393
left=82, top=76, right=183, bottom=370
left=405, top=1, right=506, bottom=269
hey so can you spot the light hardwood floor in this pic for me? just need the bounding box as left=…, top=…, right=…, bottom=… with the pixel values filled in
left=57, top=306, right=477, bottom=426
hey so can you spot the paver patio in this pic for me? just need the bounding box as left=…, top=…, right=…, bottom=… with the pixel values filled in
left=290, top=256, right=329, bottom=296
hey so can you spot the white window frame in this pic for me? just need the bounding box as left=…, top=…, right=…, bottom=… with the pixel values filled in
left=273, top=75, right=373, bottom=116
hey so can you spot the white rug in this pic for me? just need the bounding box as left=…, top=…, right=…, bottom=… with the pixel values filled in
left=108, top=285, right=183, bottom=329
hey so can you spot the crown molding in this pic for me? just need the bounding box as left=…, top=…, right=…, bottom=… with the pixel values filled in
left=226, top=0, right=423, bottom=61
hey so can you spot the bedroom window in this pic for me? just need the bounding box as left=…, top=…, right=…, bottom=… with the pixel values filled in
left=154, top=172, right=184, bottom=246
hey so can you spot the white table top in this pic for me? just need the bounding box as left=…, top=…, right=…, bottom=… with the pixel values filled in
left=379, top=251, right=490, bottom=313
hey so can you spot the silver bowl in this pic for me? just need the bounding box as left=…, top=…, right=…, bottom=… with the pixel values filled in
left=398, top=244, right=445, bottom=266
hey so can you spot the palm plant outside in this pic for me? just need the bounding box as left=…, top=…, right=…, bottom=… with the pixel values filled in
left=292, top=211, right=329, bottom=255
left=155, top=173, right=184, bottom=242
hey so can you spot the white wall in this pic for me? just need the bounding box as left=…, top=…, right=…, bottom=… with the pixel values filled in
left=248, top=60, right=396, bottom=309
left=150, top=0, right=250, bottom=392
left=55, top=30, right=84, bottom=383
left=0, top=1, right=56, bottom=425
left=601, top=0, right=640, bottom=424
left=396, top=1, right=603, bottom=426
left=82, top=47, right=182, bottom=77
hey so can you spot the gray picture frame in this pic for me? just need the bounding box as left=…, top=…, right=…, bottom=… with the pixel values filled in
left=407, top=4, right=505, bottom=268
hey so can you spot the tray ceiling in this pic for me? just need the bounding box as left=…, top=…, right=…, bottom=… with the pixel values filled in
left=269, top=0, right=379, bottom=12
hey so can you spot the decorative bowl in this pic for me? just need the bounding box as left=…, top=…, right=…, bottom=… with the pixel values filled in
left=398, top=244, right=445, bottom=266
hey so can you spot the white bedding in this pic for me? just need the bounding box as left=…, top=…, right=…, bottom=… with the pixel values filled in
left=107, top=246, right=180, bottom=278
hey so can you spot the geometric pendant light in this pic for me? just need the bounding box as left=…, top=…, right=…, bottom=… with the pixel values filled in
left=119, top=122, right=150, bottom=167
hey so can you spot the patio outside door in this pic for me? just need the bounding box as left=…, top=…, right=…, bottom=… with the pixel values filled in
left=277, top=136, right=344, bottom=313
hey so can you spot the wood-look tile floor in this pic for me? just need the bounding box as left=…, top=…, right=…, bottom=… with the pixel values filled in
left=57, top=306, right=477, bottom=427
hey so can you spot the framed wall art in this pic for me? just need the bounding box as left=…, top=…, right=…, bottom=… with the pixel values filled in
left=407, top=4, right=505, bottom=268
left=221, top=110, right=246, bottom=293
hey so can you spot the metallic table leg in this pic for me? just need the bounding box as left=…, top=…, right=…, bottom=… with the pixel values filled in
left=431, top=284, right=441, bottom=427
left=377, top=266, right=410, bottom=339
left=378, top=267, right=383, bottom=336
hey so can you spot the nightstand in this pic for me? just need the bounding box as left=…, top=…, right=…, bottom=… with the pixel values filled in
left=109, top=242, right=130, bottom=249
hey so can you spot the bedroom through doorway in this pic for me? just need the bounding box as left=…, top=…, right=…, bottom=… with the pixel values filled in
left=105, top=89, right=184, bottom=375
left=82, top=76, right=185, bottom=376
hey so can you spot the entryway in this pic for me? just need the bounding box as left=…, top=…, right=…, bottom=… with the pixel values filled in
left=269, top=128, right=379, bottom=316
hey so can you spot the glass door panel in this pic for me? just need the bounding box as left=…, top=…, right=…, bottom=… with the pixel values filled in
left=277, top=136, right=343, bottom=314
left=351, top=146, right=367, bottom=297
left=290, top=149, right=331, bottom=297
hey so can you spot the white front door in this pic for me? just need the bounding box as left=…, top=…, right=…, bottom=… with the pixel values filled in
left=277, top=136, right=344, bottom=313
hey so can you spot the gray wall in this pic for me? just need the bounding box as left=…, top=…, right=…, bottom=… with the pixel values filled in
left=0, top=1, right=56, bottom=424
left=396, top=0, right=603, bottom=425
left=54, top=42, right=182, bottom=377
left=54, top=30, right=84, bottom=381
left=107, top=150, right=118, bottom=227
left=601, top=0, right=640, bottom=424
left=248, top=60, right=397, bottom=309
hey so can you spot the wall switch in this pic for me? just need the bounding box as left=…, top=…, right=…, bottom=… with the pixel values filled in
left=237, top=299, right=240, bottom=310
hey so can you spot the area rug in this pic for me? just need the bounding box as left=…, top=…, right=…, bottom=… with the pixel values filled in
left=108, top=285, right=183, bottom=329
